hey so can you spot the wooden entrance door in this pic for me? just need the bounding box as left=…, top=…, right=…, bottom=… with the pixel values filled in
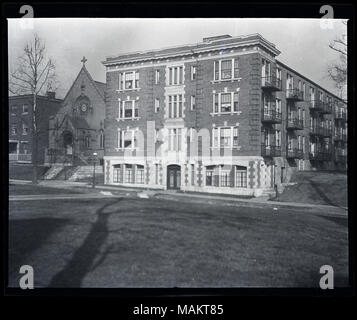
left=167, top=165, right=181, bottom=189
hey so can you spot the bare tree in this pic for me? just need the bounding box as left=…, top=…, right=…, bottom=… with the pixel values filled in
left=9, top=33, right=56, bottom=184
left=327, top=21, right=347, bottom=99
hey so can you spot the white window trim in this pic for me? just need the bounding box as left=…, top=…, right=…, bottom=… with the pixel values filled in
left=116, top=128, right=137, bottom=151
left=190, top=95, right=196, bottom=111
left=118, top=71, right=140, bottom=91
left=211, top=126, right=239, bottom=149
left=117, top=99, right=140, bottom=120
left=167, top=94, right=184, bottom=119
left=168, top=128, right=182, bottom=151
left=213, top=58, right=240, bottom=82
left=211, top=91, right=240, bottom=115
left=22, top=104, right=29, bottom=115
left=191, top=65, right=196, bottom=80
left=168, top=66, right=184, bottom=86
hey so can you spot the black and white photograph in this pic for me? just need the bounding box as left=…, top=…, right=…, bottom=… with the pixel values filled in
left=3, top=4, right=353, bottom=296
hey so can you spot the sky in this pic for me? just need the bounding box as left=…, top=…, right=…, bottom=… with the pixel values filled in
left=8, top=18, right=347, bottom=99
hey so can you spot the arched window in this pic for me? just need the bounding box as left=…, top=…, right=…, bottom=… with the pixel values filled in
left=85, top=136, right=90, bottom=148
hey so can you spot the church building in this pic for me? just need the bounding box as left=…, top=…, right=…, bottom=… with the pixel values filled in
left=47, top=58, right=106, bottom=165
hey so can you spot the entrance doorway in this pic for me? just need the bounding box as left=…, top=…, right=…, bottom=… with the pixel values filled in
left=63, top=131, right=73, bottom=155
left=167, top=165, right=181, bottom=189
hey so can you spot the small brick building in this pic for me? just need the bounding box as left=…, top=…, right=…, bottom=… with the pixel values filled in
left=102, top=34, right=347, bottom=196
left=47, top=60, right=106, bottom=165
left=9, top=92, right=62, bottom=164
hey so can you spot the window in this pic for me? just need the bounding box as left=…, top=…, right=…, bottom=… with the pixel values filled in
left=117, top=129, right=137, bottom=149
left=302, top=83, right=306, bottom=99
left=119, top=71, right=140, bottom=90
left=319, top=91, right=324, bottom=101
left=214, top=58, right=239, bottom=81
left=136, top=165, right=144, bottom=184
left=167, top=94, right=183, bottom=118
left=206, top=166, right=214, bottom=186
left=276, top=68, right=282, bottom=81
left=212, top=91, right=239, bottom=114
left=236, top=166, right=247, bottom=188
left=168, top=128, right=182, bottom=151
left=22, top=104, right=29, bottom=114
left=298, top=80, right=302, bottom=91
left=118, top=99, right=139, bottom=119
left=276, top=98, right=282, bottom=113
left=212, top=127, right=239, bottom=148
left=155, top=70, right=160, bottom=84
left=85, top=136, right=90, bottom=148
left=302, top=109, right=306, bottom=125
left=168, top=66, right=184, bottom=85
left=11, top=105, right=17, bottom=115
left=113, top=165, right=122, bottom=183
left=125, top=164, right=133, bottom=183
left=220, top=170, right=230, bottom=187
left=287, top=135, right=293, bottom=150
left=11, top=124, right=17, bottom=135
left=275, top=130, right=281, bottom=147
left=99, top=131, right=104, bottom=148
left=191, top=66, right=196, bottom=80
left=22, top=123, right=29, bottom=135
left=155, top=99, right=160, bottom=113
left=190, top=95, right=196, bottom=111
left=302, top=136, right=306, bottom=153
left=262, top=59, right=271, bottom=78
left=286, top=74, right=293, bottom=91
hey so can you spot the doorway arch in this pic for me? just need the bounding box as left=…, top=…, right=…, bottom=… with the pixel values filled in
left=167, top=164, right=181, bottom=190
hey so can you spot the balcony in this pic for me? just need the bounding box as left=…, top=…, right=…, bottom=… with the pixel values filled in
left=334, top=133, right=347, bottom=142
left=335, top=154, right=347, bottom=163
left=9, top=153, right=32, bottom=162
left=309, top=151, right=332, bottom=161
left=261, top=76, right=282, bottom=91
left=261, top=144, right=281, bottom=157
left=335, top=111, right=347, bottom=122
left=286, top=148, right=304, bottom=159
left=286, top=88, right=304, bottom=101
left=287, top=117, right=304, bottom=130
left=309, top=126, right=332, bottom=137
left=262, top=109, right=282, bottom=124
left=309, top=100, right=333, bottom=114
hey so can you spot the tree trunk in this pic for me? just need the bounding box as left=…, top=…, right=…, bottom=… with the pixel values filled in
left=32, top=92, right=38, bottom=184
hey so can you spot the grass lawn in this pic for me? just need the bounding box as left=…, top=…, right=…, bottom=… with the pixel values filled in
left=9, top=164, right=50, bottom=181
left=276, top=171, right=347, bottom=207
left=8, top=195, right=349, bottom=288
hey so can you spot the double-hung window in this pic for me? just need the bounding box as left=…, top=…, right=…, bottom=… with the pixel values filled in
left=212, top=92, right=239, bottom=114
left=117, top=129, right=137, bottom=150
left=235, top=167, right=247, bottom=188
left=214, top=58, right=239, bottom=81
left=119, top=71, right=139, bottom=90
left=212, top=127, right=239, bottom=148
left=136, top=165, right=145, bottom=184
left=118, top=100, right=139, bottom=119
left=168, top=66, right=184, bottom=85
left=168, top=94, right=183, bottom=118
left=168, top=128, right=182, bottom=151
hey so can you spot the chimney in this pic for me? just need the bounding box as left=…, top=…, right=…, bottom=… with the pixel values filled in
left=203, top=35, right=232, bottom=43
left=46, top=91, right=56, bottom=99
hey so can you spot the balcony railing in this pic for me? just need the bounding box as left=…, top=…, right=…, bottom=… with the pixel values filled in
left=309, top=151, right=332, bottom=161
left=287, top=117, right=304, bottom=130
left=261, top=76, right=282, bottom=91
left=335, top=111, right=347, bottom=122
left=309, top=100, right=333, bottom=114
left=309, top=126, right=332, bottom=137
left=335, top=154, right=347, bottom=163
left=286, top=148, right=304, bottom=159
left=9, top=153, right=32, bottom=162
left=261, top=144, right=281, bottom=157
left=334, top=133, right=347, bottom=142
left=262, top=109, right=282, bottom=123
left=286, top=88, right=304, bottom=101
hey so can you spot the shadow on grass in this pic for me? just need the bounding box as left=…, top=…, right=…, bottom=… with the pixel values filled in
left=48, top=198, right=123, bottom=287
left=307, top=178, right=339, bottom=207
left=9, top=217, right=69, bottom=284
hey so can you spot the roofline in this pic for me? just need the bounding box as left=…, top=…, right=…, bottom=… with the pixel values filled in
left=102, top=33, right=280, bottom=66
left=276, top=59, right=347, bottom=104
left=9, top=94, right=63, bottom=102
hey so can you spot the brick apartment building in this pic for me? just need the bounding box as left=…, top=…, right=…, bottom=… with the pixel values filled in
left=102, top=34, right=347, bottom=196
left=9, top=92, right=62, bottom=164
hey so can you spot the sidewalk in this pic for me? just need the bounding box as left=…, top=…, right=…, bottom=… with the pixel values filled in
left=9, top=179, right=347, bottom=216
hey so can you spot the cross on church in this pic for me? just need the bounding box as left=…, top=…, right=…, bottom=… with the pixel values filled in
left=81, top=56, right=87, bottom=66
